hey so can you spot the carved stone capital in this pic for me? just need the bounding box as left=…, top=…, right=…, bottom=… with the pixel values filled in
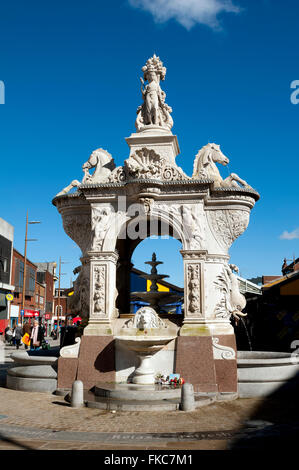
left=87, top=251, right=119, bottom=264
left=180, top=250, right=208, bottom=260
left=205, top=254, right=230, bottom=263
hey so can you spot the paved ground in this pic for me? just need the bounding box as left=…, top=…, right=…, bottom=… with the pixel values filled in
left=0, top=336, right=299, bottom=452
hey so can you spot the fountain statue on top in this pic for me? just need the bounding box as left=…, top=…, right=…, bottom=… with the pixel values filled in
left=135, top=54, right=173, bottom=132
left=130, top=253, right=182, bottom=312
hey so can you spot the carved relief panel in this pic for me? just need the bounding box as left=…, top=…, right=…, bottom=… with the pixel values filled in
left=93, top=265, right=106, bottom=316
left=91, top=206, right=113, bottom=252
left=89, top=252, right=119, bottom=323
left=207, top=209, right=250, bottom=251
left=62, top=213, right=91, bottom=255
left=181, top=252, right=205, bottom=321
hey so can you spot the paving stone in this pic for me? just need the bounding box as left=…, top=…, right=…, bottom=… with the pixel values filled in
left=0, top=345, right=297, bottom=451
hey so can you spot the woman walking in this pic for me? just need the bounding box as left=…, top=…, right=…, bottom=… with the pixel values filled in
left=30, top=320, right=44, bottom=350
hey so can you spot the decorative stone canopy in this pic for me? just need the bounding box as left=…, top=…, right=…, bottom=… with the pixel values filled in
left=52, top=55, right=259, bottom=337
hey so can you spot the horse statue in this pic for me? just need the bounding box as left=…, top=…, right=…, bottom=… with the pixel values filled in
left=82, top=148, right=116, bottom=184
left=54, top=148, right=116, bottom=197
left=192, top=143, right=250, bottom=189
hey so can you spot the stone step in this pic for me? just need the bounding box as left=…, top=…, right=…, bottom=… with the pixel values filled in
left=7, top=366, right=57, bottom=379
left=94, top=382, right=182, bottom=401
left=85, top=394, right=180, bottom=411
left=84, top=391, right=215, bottom=411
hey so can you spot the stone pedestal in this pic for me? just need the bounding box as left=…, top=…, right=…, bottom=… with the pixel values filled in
left=176, top=250, right=238, bottom=393
left=57, top=357, right=78, bottom=389
left=126, top=127, right=180, bottom=167
left=57, top=336, right=116, bottom=390
left=77, top=336, right=116, bottom=390
left=175, top=334, right=237, bottom=393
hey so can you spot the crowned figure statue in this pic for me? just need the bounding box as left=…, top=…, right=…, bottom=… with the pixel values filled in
left=135, top=54, right=173, bottom=132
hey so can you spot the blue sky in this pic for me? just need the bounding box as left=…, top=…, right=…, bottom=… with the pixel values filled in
left=0, top=0, right=298, bottom=288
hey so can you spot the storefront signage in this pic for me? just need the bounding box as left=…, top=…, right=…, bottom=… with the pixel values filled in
left=24, top=309, right=39, bottom=318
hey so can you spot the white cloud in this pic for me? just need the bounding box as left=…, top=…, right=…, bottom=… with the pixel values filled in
left=280, top=228, right=299, bottom=240
left=128, top=0, right=241, bottom=30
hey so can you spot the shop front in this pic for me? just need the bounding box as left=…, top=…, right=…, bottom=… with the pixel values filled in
left=23, top=309, right=40, bottom=322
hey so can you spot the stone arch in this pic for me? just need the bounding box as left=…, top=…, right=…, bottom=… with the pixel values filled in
left=112, top=209, right=186, bottom=315
left=101, top=204, right=188, bottom=253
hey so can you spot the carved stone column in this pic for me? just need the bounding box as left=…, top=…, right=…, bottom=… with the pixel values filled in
left=180, top=250, right=235, bottom=336
left=180, top=250, right=206, bottom=326
left=177, top=251, right=237, bottom=393
left=83, top=251, right=119, bottom=336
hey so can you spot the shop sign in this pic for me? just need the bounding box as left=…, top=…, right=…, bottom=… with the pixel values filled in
left=24, top=309, right=39, bottom=318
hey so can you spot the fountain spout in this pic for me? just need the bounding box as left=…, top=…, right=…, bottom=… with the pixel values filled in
left=116, top=307, right=176, bottom=385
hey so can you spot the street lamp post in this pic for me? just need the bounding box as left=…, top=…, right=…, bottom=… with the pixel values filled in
left=20, top=211, right=41, bottom=326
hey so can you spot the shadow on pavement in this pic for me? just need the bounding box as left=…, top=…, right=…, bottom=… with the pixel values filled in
left=230, top=370, right=299, bottom=449
left=0, top=432, right=35, bottom=450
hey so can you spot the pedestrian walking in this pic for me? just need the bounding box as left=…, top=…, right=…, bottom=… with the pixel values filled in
left=14, top=323, right=23, bottom=350
left=22, top=320, right=32, bottom=350
left=30, top=319, right=44, bottom=350
left=4, top=326, right=13, bottom=345
left=11, top=326, right=16, bottom=346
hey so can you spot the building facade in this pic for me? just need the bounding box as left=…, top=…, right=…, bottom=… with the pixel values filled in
left=0, top=218, right=14, bottom=333
left=11, top=248, right=38, bottom=325
left=35, top=262, right=57, bottom=334
left=53, top=287, right=73, bottom=327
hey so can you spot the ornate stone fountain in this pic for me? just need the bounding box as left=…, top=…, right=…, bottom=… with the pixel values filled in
left=53, top=54, right=259, bottom=398
left=131, top=252, right=182, bottom=312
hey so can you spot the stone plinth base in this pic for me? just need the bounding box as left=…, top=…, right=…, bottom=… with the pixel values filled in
left=125, top=128, right=180, bottom=166
left=94, top=382, right=182, bottom=400
left=175, top=335, right=237, bottom=394
left=57, top=333, right=237, bottom=393
left=58, top=336, right=116, bottom=390
left=57, top=358, right=78, bottom=389
left=77, top=336, right=115, bottom=389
